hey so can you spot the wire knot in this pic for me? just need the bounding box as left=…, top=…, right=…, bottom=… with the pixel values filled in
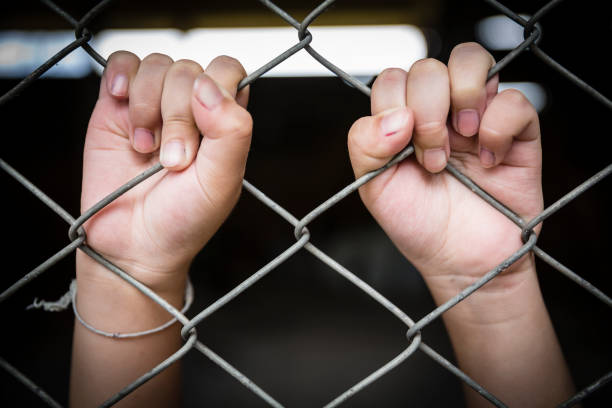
left=293, top=222, right=310, bottom=241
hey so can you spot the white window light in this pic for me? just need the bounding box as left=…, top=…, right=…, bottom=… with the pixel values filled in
left=0, top=31, right=91, bottom=78
left=2, top=26, right=427, bottom=80
left=498, top=82, right=547, bottom=112
left=476, top=14, right=532, bottom=51
left=93, top=25, right=427, bottom=78
left=475, top=16, right=548, bottom=111
left=1, top=28, right=544, bottom=111
left=91, top=28, right=183, bottom=68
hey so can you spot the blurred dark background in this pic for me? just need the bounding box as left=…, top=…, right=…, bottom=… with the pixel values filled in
left=1, top=0, right=611, bottom=406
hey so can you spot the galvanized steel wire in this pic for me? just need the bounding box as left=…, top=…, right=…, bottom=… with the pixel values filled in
left=1, top=0, right=611, bottom=406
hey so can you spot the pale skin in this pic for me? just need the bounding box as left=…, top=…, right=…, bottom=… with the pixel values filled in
left=71, top=43, right=575, bottom=407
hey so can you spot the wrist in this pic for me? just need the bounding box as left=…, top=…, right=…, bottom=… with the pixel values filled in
left=75, top=250, right=187, bottom=333
left=419, top=253, right=541, bottom=326
left=76, top=249, right=188, bottom=298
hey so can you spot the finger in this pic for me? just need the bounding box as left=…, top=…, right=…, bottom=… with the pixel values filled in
left=128, top=53, right=173, bottom=153
left=100, top=51, right=140, bottom=100
left=204, top=55, right=250, bottom=109
left=406, top=58, right=450, bottom=173
left=478, top=89, right=540, bottom=168
left=448, top=42, right=496, bottom=137
left=370, top=68, right=407, bottom=115
left=485, top=73, right=499, bottom=107
left=159, top=60, right=204, bottom=170
left=191, top=72, right=253, bottom=202
left=348, top=107, right=413, bottom=179
left=448, top=72, right=499, bottom=155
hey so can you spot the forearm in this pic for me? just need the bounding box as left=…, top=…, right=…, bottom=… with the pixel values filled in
left=70, top=251, right=186, bottom=408
left=423, top=258, right=575, bottom=407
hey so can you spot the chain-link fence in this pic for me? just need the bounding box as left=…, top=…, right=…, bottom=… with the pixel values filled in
left=1, top=0, right=611, bottom=406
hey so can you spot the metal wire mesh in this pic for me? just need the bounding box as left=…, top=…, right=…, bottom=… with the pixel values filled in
left=1, top=0, right=611, bottom=406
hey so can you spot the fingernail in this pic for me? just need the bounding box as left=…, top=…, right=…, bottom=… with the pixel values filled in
left=133, top=128, right=154, bottom=152
left=194, top=76, right=223, bottom=110
left=380, top=108, right=409, bottom=137
left=423, top=148, right=447, bottom=172
left=111, top=74, right=128, bottom=97
left=457, top=109, right=479, bottom=136
left=480, top=147, right=495, bottom=167
left=161, top=141, right=185, bottom=168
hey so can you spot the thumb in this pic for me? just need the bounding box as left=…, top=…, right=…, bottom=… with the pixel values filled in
left=348, top=107, right=414, bottom=179
left=191, top=67, right=252, bottom=204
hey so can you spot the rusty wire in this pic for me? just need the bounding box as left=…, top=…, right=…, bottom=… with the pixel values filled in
left=0, top=0, right=610, bottom=406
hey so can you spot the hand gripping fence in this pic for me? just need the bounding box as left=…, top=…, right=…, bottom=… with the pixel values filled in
left=0, top=0, right=611, bottom=406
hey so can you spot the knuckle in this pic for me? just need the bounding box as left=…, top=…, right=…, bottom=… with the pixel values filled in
left=348, top=116, right=370, bottom=140
left=211, top=55, right=247, bottom=76
left=500, top=88, right=533, bottom=110
left=348, top=117, right=380, bottom=157
left=221, top=107, right=253, bottom=138
left=108, top=50, right=139, bottom=63
left=414, top=120, right=446, bottom=136
left=104, top=52, right=140, bottom=79
left=130, top=102, right=159, bottom=121
left=479, top=124, right=504, bottom=141
left=142, top=52, right=173, bottom=66
left=378, top=67, right=406, bottom=82
left=450, top=42, right=495, bottom=67
left=452, top=82, right=483, bottom=102
left=171, top=59, right=203, bottom=74
left=173, top=59, right=202, bottom=71
left=237, top=108, right=254, bottom=132
left=411, top=58, right=447, bottom=74
left=163, top=114, right=194, bottom=128
left=452, top=41, right=484, bottom=54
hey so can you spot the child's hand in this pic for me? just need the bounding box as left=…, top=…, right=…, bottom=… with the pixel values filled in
left=79, top=52, right=252, bottom=293
left=348, top=42, right=542, bottom=301
left=347, top=43, right=578, bottom=405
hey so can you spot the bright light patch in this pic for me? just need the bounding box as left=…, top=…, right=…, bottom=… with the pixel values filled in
left=93, top=25, right=427, bottom=77
left=476, top=15, right=532, bottom=51
left=499, top=82, right=547, bottom=112
left=1, top=26, right=426, bottom=80
left=0, top=31, right=92, bottom=78
left=92, top=29, right=183, bottom=66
